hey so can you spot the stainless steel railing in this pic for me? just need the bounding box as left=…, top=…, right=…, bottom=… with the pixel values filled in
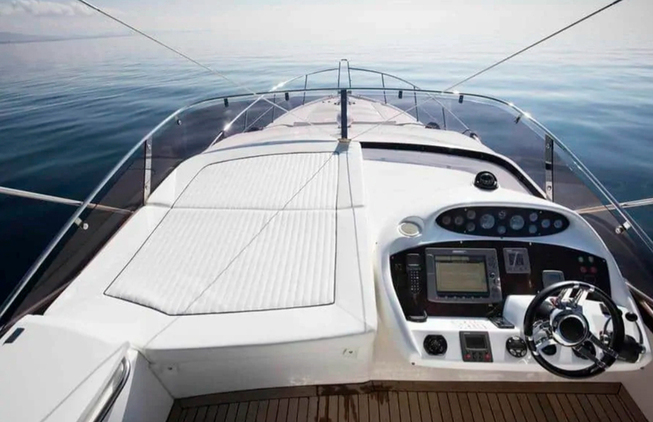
left=2, top=65, right=653, bottom=325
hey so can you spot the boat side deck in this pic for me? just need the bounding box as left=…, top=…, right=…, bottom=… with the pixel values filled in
left=167, top=381, right=648, bottom=422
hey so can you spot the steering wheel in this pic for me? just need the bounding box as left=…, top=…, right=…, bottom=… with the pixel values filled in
left=523, top=281, right=625, bottom=379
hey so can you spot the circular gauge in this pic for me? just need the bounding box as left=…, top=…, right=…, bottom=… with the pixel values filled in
left=479, top=214, right=495, bottom=229
left=528, top=224, right=537, bottom=234
left=466, top=222, right=476, bottom=232
left=497, top=225, right=507, bottom=235
left=529, top=212, right=538, bottom=222
left=498, top=210, right=507, bottom=220
left=509, top=215, right=525, bottom=231
left=454, top=215, right=465, bottom=226
left=466, top=210, right=476, bottom=220
left=442, top=215, right=452, bottom=225
left=541, top=219, right=551, bottom=229
left=554, top=219, right=563, bottom=229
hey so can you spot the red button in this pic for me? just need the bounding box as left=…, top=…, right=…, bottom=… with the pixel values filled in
left=465, top=354, right=471, bottom=360
left=485, top=354, right=491, bottom=361
left=590, top=267, right=597, bottom=274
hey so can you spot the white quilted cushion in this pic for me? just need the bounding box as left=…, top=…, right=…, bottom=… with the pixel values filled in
left=106, top=152, right=338, bottom=315
left=175, top=153, right=338, bottom=210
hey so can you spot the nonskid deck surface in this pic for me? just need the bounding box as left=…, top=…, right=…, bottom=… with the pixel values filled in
left=167, top=381, right=648, bottom=422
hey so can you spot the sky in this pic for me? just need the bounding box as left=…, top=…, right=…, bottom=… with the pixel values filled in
left=0, top=0, right=652, bottom=50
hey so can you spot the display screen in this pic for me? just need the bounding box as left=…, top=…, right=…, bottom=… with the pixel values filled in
left=435, top=255, right=488, bottom=294
left=465, top=334, right=487, bottom=349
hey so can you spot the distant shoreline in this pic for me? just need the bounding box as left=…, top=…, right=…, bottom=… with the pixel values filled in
left=0, top=33, right=134, bottom=45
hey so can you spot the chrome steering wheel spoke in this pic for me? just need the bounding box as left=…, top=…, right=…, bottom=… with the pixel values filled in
left=556, top=283, right=592, bottom=309
left=535, top=336, right=556, bottom=352
left=588, top=333, right=619, bottom=359
left=570, top=287, right=591, bottom=307
left=572, top=343, right=605, bottom=368
left=556, top=287, right=574, bottom=308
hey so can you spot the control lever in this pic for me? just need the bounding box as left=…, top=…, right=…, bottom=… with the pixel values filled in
left=488, top=316, right=515, bottom=329
left=601, top=312, right=645, bottom=363
left=619, top=335, right=645, bottom=363
left=600, top=332, right=644, bottom=363
left=407, top=311, right=428, bottom=323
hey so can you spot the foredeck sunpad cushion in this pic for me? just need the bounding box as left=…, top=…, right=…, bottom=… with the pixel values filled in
left=106, top=152, right=338, bottom=315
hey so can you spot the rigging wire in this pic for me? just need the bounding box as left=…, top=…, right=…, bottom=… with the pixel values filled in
left=352, top=0, right=623, bottom=140
left=75, top=0, right=339, bottom=140
left=445, top=0, right=623, bottom=91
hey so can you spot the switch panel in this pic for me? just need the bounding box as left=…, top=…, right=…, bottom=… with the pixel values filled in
left=460, top=331, right=493, bottom=362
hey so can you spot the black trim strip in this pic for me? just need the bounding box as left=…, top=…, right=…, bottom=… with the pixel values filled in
left=3, top=327, right=24, bottom=344
left=359, top=141, right=545, bottom=198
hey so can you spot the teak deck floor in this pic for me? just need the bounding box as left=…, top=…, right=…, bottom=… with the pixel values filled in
left=167, top=381, right=648, bottom=422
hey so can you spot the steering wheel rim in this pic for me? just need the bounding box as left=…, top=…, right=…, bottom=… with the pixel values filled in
left=523, top=281, right=625, bottom=379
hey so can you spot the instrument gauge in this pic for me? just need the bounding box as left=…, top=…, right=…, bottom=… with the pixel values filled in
left=509, top=215, right=525, bottom=231
left=480, top=214, right=495, bottom=229
left=436, top=207, right=568, bottom=237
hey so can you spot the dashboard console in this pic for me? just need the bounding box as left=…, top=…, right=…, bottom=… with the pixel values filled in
left=390, top=240, right=610, bottom=319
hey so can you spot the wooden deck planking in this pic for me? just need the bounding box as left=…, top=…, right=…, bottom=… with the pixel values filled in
left=169, top=381, right=647, bottom=422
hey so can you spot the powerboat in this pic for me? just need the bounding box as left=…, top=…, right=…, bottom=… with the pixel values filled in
left=1, top=60, right=653, bottom=422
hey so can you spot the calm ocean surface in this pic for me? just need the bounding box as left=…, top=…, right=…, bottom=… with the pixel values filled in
left=1, top=33, right=652, bottom=302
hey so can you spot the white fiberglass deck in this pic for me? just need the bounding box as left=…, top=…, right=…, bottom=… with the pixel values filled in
left=106, top=152, right=339, bottom=315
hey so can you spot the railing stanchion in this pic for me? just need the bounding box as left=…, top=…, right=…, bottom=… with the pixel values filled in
left=302, top=75, right=307, bottom=105
left=271, top=94, right=276, bottom=120
left=441, top=107, right=447, bottom=130
left=413, top=85, right=419, bottom=122
left=381, top=74, right=387, bottom=104
left=545, top=134, right=554, bottom=201
left=143, top=136, right=152, bottom=203
left=347, top=61, right=352, bottom=88
left=337, top=62, right=341, bottom=89
left=340, top=89, right=348, bottom=140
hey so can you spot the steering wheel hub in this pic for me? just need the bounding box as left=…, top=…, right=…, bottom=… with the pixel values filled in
left=552, top=312, right=589, bottom=346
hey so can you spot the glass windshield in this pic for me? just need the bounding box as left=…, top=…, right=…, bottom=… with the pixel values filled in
left=2, top=66, right=653, bottom=329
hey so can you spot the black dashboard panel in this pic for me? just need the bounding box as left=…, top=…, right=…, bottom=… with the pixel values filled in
left=436, top=206, right=569, bottom=237
left=390, top=240, right=610, bottom=319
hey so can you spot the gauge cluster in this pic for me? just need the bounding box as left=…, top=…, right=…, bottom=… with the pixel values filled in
left=436, top=206, right=569, bottom=237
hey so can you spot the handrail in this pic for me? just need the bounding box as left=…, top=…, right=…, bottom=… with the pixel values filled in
left=627, top=282, right=653, bottom=331
left=3, top=73, right=653, bottom=324
left=0, top=186, right=133, bottom=215
left=627, top=282, right=653, bottom=308
left=82, top=357, right=131, bottom=422
left=576, top=197, right=653, bottom=214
